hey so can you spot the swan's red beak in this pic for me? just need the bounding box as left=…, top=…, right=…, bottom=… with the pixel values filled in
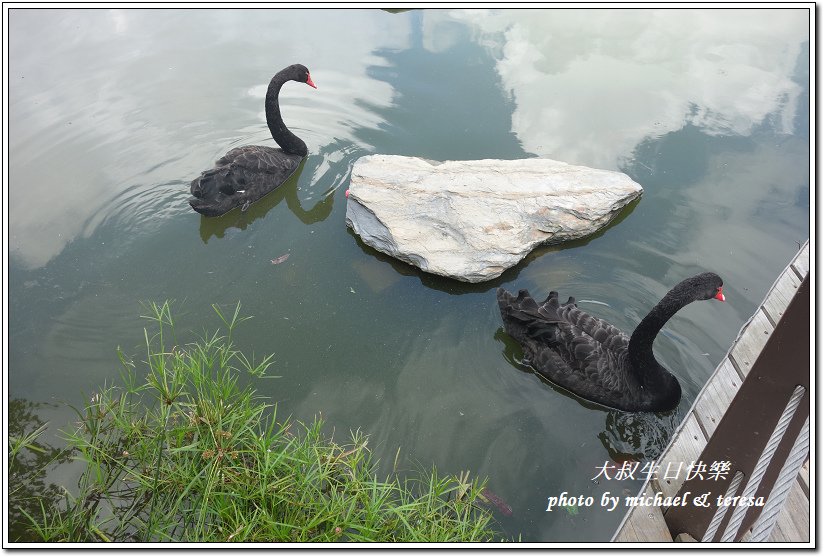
left=306, top=73, right=317, bottom=89
left=714, top=287, right=725, bottom=302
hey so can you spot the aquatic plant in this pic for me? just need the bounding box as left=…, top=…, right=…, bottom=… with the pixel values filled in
left=20, top=302, right=498, bottom=543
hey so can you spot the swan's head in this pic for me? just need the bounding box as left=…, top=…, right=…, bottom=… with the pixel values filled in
left=288, top=64, right=317, bottom=89
left=691, top=272, right=725, bottom=302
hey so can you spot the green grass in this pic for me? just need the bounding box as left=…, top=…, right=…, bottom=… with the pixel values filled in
left=18, top=302, right=499, bottom=543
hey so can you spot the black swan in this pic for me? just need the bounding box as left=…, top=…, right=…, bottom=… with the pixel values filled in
left=497, top=273, right=725, bottom=412
left=189, top=64, right=317, bottom=217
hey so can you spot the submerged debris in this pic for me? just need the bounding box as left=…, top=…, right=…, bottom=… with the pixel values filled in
left=479, top=487, right=513, bottom=516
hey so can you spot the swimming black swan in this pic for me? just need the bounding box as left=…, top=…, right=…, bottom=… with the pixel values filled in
left=497, top=273, right=725, bottom=412
left=189, top=64, right=317, bottom=217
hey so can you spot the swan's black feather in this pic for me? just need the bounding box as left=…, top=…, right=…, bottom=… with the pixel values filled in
left=499, top=288, right=637, bottom=410
left=189, top=146, right=302, bottom=217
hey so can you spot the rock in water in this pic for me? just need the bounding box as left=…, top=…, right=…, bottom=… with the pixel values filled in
left=345, top=155, right=643, bottom=283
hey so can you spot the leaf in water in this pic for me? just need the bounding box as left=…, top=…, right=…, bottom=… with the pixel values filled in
left=270, top=253, right=290, bottom=265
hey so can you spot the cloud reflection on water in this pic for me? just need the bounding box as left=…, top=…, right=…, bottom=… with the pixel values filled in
left=9, top=9, right=409, bottom=269
left=431, top=9, right=808, bottom=169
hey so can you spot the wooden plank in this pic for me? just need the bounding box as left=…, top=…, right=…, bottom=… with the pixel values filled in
left=762, top=267, right=802, bottom=326
left=798, top=459, right=809, bottom=497
left=791, top=241, right=810, bottom=279
left=729, top=309, right=774, bottom=378
left=655, top=413, right=707, bottom=499
left=694, top=358, right=742, bottom=438
left=613, top=485, right=673, bottom=542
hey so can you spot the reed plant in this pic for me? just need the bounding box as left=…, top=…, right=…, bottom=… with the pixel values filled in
left=21, top=302, right=498, bottom=543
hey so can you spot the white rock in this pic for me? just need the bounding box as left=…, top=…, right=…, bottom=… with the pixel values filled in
left=345, top=155, right=643, bottom=283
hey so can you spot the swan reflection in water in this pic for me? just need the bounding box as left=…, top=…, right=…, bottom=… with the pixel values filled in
left=195, top=154, right=340, bottom=243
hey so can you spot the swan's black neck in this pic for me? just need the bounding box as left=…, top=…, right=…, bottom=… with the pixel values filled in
left=265, top=69, right=308, bottom=157
left=627, top=281, right=698, bottom=382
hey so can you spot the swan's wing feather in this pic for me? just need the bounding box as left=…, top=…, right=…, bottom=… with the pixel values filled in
left=556, top=302, right=629, bottom=350
left=189, top=146, right=303, bottom=216
left=498, top=287, right=628, bottom=363
left=498, top=287, right=636, bottom=408
left=219, top=146, right=302, bottom=176
left=527, top=334, right=631, bottom=407
left=500, top=289, right=564, bottom=324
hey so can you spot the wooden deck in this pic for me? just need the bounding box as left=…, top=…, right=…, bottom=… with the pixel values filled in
left=613, top=240, right=811, bottom=544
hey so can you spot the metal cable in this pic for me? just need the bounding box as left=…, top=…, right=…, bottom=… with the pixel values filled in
left=748, top=416, right=810, bottom=542
left=702, top=470, right=745, bottom=542
left=720, top=385, right=806, bottom=542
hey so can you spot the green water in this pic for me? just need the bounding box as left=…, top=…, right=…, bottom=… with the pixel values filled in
left=8, top=8, right=810, bottom=542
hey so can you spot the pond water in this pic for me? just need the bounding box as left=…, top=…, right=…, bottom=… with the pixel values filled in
left=8, top=8, right=810, bottom=542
